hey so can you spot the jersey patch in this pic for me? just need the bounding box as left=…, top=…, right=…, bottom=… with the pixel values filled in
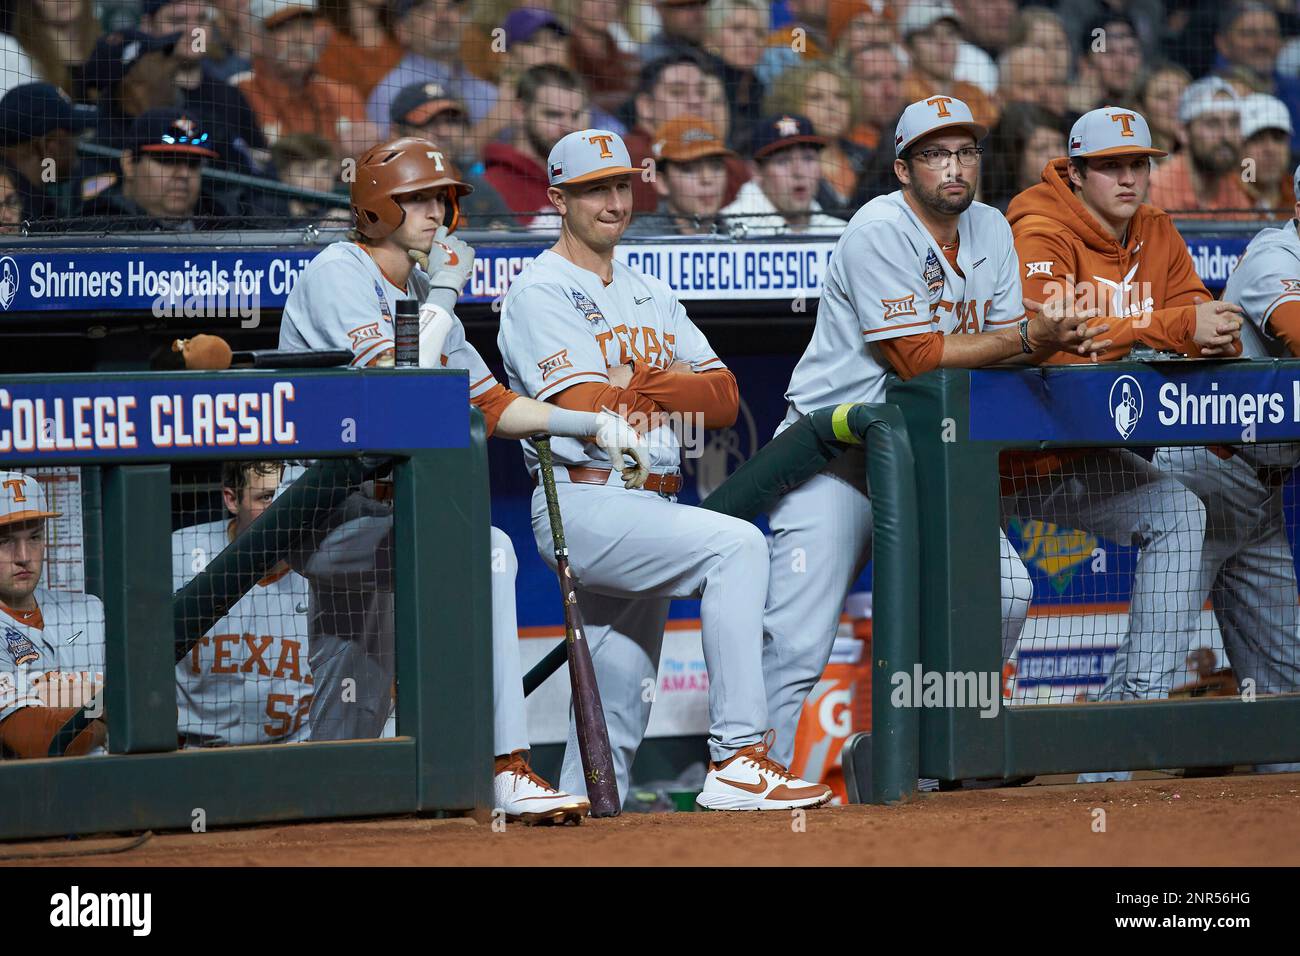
left=537, top=349, right=573, bottom=380
left=570, top=289, right=605, bottom=325
left=373, top=281, right=393, bottom=320
left=4, top=625, right=39, bottom=666
left=1026, top=261, right=1053, bottom=278
left=348, top=322, right=384, bottom=350
left=1281, top=279, right=1300, bottom=292
left=923, top=248, right=944, bottom=300
left=881, top=294, right=918, bottom=320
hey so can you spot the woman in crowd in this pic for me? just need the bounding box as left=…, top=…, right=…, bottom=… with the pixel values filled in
left=979, top=102, right=1066, bottom=213
left=11, top=0, right=99, bottom=98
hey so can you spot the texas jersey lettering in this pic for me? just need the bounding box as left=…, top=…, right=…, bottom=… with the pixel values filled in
left=173, top=520, right=312, bottom=746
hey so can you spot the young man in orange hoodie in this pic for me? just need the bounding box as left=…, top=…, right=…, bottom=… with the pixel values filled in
left=1004, top=107, right=1245, bottom=780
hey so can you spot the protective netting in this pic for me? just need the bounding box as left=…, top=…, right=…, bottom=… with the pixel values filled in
left=1000, top=443, right=1300, bottom=708
left=2, top=1, right=1296, bottom=236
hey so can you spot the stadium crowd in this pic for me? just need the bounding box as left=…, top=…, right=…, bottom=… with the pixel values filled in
left=0, top=0, right=1298, bottom=233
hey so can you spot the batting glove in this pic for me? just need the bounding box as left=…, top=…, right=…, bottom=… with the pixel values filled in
left=410, top=225, right=475, bottom=315
left=595, top=408, right=651, bottom=490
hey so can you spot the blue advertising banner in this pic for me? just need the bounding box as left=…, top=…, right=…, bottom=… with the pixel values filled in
left=0, top=234, right=1250, bottom=315
left=0, top=371, right=468, bottom=459
left=969, top=363, right=1300, bottom=444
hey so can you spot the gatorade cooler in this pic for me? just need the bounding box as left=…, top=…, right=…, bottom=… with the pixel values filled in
left=789, top=593, right=873, bottom=804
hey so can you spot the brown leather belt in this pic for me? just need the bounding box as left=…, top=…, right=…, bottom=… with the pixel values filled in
left=543, top=465, right=682, bottom=495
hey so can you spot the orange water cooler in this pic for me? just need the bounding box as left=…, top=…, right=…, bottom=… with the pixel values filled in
left=789, top=592, right=873, bottom=804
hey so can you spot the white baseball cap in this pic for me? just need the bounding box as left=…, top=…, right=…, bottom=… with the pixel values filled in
left=252, top=0, right=318, bottom=29
left=0, top=472, right=60, bottom=528
left=547, top=129, right=641, bottom=187
left=1240, top=93, right=1294, bottom=141
left=1178, top=76, right=1239, bottom=125
left=898, top=0, right=960, bottom=40
left=1068, top=106, right=1166, bottom=159
left=894, top=94, right=987, bottom=156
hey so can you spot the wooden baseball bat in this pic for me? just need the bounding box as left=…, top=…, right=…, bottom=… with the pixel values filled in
left=533, top=437, right=620, bottom=817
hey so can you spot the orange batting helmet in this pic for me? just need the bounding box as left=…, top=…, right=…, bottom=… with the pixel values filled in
left=350, top=137, right=474, bottom=239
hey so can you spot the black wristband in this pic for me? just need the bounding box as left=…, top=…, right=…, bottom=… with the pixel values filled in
left=1018, top=317, right=1033, bottom=354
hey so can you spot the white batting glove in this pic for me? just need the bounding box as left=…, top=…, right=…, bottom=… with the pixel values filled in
left=411, top=225, right=475, bottom=314
left=595, top=408, right=650, bottom=489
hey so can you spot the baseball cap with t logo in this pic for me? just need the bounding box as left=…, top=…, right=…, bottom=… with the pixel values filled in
left=547, top=129, right=642, bottom=187
left=0, top=473, right=60, bottom=527
left=1067, top=106, right=1166, bottom=159
left=894, top=94, right=988, bottom=156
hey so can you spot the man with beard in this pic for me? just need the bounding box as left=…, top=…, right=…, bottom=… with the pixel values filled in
left=1149, top=77, right=1254, bottom=220
left=759, top=96, right=1104, bottom=771
left=483, top=64, right=589, bottom=225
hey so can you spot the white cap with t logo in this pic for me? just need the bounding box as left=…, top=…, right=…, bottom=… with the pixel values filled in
left=894, top=95, right=987, bottom=157
left=547, top=129, right=642, bottom=188
left=0, top=472, right=60, bottom=528
left=1068, top=106, right=1167, bottom=159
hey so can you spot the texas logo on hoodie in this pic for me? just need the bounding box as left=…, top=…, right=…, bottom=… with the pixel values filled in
left=1006, top=157, right=1241, bottom=365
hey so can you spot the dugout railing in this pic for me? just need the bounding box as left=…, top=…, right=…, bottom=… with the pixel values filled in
left=0, top=368, right=493, bottom=841
left=858, top=362, right=1300, bottom=804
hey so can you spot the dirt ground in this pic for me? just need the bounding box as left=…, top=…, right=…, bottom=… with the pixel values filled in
left=6, top=772, right=1300, bottom=866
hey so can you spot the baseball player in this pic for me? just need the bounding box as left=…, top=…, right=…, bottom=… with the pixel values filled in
left=498, top=127, right=834, bottom=811
left=0, top=472, right=106, bottom=759
left=1151, top=162, right=1300, bottom=772
left=762, top=96, right=1103, bottom=770
left=279, top=136, right=650, bottom=822
left=173, top=461, right=314, bottom=747
left=1005, top=107, right=1244, bottom=780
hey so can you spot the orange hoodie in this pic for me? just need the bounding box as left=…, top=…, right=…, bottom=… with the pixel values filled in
left=1006, top=157, right=1232, bottom=364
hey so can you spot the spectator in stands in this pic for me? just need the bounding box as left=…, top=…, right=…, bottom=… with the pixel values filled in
left=764, top=60, right=868, bottom=216
left=951, top=0, right=1013, bottom=97
left=482, top=64, right=589, bottom=224
left=623, top=51, right=747, bottom=212
left=366, top=0, right=499, bottom=132
left=979, top=102, right=1066, bottom=213
left=554, top=0, right=640, bottom=116
left=703, top=0, right=767, bottom=153
left=1008, top=6, right=1071, bottom=69
left=900, top=1, right=999, bottom=133
left=79, top=108, right=223, bottom=229
left=0, top=163, right=22, bottom=231
left=1149, top=77, right=1254, bottom=220
left=846, top=43, right=907, bottom=157
left=235, top=0, right=376, bottom=158
left=388, top=80, right=514, bottom=227
left=1239, top=93, right=1296, bottom=217
left=10, top=0, right=100, bottom=98
left=758, top=0, right=827, bottom=87
left=1139, top=63, right=1193, bottom=159
left=0, top=82, right=94, bottom=222
left=719, top=113, right=845, bottom=236
left=140, top=0, right=271, bottom=174
left=627, top=114, right=734, bottom=235
left=827, top=0, right=896, bottom=62
left=204, top=0, right=255, bottom=82
left=1212, top=1, right=1300, bottom=153
left=642, top=0, right=710, bottom=63
left=270, top=131, right=349, bottom=221
left=1067, top=11, right=1144, bottom=116
left=1056, top=0, right=1163, bottom=67
left=316, top=0, right=403, bottom=99
left=998, top=46, right=1068, bottom=125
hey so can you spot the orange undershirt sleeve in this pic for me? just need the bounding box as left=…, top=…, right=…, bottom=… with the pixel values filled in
left=877, top=332, right=946, bottom=379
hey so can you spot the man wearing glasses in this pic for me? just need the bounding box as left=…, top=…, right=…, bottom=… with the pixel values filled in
left=759, top=95, right=1105, bottom=770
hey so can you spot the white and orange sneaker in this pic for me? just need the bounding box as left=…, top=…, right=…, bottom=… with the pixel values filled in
left=696, top=731, right=833, bottom=811
left=494, top=751, right=591, bottom=825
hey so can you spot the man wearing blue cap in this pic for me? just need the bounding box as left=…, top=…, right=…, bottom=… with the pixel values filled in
left=0, top=83, right=95, bottom=223
left=760, top=95, right=1104, bottom=774
left=498, top=128, right=836, bottom=811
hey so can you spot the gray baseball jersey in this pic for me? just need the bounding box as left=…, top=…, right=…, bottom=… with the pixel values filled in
left=1225, top=219, right=1300, bottom=360
left=173, top=520, right=313, bottom=746
left=0, top=589, right=104, bottom=723
left=498, top=248, right=726, bottom=475
left=783, top=190, right=1024, bottom=417
left=278, top=240, right=499, bottom=404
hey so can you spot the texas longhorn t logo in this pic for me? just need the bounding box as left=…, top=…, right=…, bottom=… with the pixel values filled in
left=1109, top=112, right=1137, bottom=137
left=587, top=133, right=615, bottom=159
left=927, top=95, right=954, bottom=117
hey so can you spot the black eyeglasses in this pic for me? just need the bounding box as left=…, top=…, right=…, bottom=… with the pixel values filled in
left=911, top=146, right=984, bottom=169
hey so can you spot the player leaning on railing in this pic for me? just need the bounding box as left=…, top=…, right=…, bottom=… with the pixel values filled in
left=1004, top=107, right=1247, bottom=782
left=0, top=474, right=106, bottom=759
left=277, top=137, right=650, bottom=823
